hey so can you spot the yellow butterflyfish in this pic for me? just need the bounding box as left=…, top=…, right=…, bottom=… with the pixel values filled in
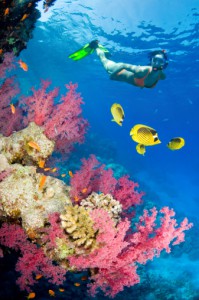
left=130, top=124, right=161, bottom=146
left=167, top=137, right=185, bottom=150
left=110, top=103, right=125, bottom=126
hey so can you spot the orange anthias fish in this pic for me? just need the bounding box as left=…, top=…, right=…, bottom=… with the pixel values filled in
left=35, top=274, right=43, bottom=280
left=28, top=141, right=41, bottom=151
left=81, top=276, right=88, bottom=281
left=48, top=289, right=55, bottom=296
left=81, top=188, right=87, bottom=194
left=59, top=288, right=65, bottom=292
left=38, top=160, right=45, bottom=168
left=68, top=170, right=73, bottom=177
left=20, top=13, right=29, bottom=21
left=18, top=59, right=28, bottom=71
left=27, top=292, right=36, bottom=299
left=51, top=168, right=57, bottom=173
left=44, top=167, right=51, bottom=171
left=4, top=8, right=9, bottom=16
left=61, top=174, right=66, bottom=177
left=74, top=282, right=81, bottom=287
left=39, top=175, right=47, bottom=190
left=74, top=196, right=79, bottom=202
left=10, top=104, right=15, bottom=114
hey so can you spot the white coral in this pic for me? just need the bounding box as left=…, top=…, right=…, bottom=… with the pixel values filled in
left=80, top=192, right=122, bottom=223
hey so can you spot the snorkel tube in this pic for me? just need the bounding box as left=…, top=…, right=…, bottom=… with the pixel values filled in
left=148, top=50, right=169, bottom=71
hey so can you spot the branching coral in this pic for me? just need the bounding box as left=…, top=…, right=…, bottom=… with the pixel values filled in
left=60, top=205, right=97, bottom=252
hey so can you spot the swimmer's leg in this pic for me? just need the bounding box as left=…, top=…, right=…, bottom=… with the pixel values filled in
left=96, top=48, right=126, bottom=76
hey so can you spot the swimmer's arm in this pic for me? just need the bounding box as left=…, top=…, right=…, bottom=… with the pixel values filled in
left=122, top=64, right=151, bottom=77
left=122, top=64, right=166, bottom=80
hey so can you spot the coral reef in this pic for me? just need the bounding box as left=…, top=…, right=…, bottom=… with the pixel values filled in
left=0, top=122, right=71, bottom=234
left=0, top=0, right=40, bottom=60
left=0, top=55, right=89, bottom=157
left=0, top=89, right=193, bottom=298
left=0, top=0, right=58, bottom=61
left=0, top=162, right=71, bottom=233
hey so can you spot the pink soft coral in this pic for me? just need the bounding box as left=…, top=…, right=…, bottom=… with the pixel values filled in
left=0, top=52, right=16, bottom=79
left=22, top=81, right=88, bottom=153
left=113, top=175, right=144, bottom=210
left=39, top=212, right=66, bottom=251
left=69, top=155, right=117, bottom=201
left=0, top=223, right=66, bottom=291
left=70, top=155, right=143, bottom=208
left=22, top=80, right=59, bottom=127
left=0, top=53, right=24, bottom=136
left=69, top=207, right=193, bottom=297
left=0, top=54, right=88, bottom=153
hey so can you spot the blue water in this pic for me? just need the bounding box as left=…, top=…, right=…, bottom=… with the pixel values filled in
left=6, top=0, right=199, bottom=299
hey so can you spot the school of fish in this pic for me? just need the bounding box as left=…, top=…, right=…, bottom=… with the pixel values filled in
left=110, top=103, right=185, bottom=156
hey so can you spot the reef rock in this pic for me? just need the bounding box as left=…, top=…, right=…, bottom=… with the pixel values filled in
left=0, top=160, right=72, bottom=233
left=0, top=122, right=55, bottom=165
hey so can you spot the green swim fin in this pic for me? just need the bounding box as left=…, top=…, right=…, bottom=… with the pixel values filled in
left=68, top=43, right=94, bottom=61
left=68, top=40, right=109, bottom=61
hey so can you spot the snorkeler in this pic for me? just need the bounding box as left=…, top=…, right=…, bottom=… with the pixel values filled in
left=69, top=40, right=168, bottom=89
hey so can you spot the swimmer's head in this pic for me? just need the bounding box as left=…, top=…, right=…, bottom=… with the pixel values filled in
left=148, top=50, right=168, bottom=70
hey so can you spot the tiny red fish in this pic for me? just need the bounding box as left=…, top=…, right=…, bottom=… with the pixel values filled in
left=74, top=195, right=79, bottom=202
left=81, top=276, right=88, bottom=281
left=27, top=292, right=36, bottom=299
left=68, top=171, right=73, bottom=177
left=38, top=160, right=45, bottom=168
left=44, top=167, right=51, bottom=171
left=74, top=282, right=81, bottom=287
left=39, top=175, right=47, bottom=190
left=4, top=8, right=9, bottom=16
left=20, top=13, right=29, bottom=21
left=81, top=188, right=87, bottom=194
left=48, top=289, right=55, bottom=296
left=35, top=274, right=43, bottom=280
left=18, top=59, right=28, bottom=71
left=28, top=141, right=41, bottom=151
left=10, top=104, right=15, bottom=114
